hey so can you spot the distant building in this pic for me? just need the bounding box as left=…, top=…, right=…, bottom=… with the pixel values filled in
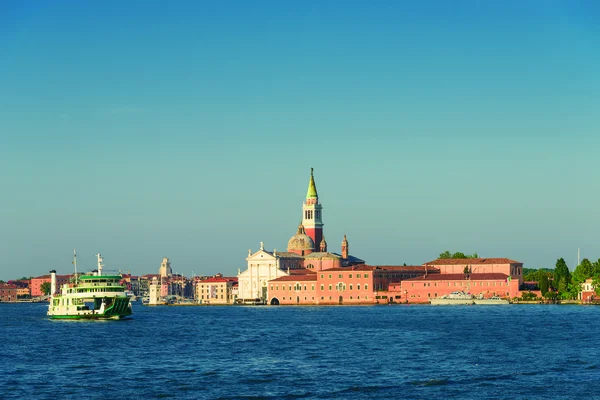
left=423, top=258, right=524, bottom=286
left=580, top=278, right=595, bottom=303
left=7, top=280, right=31, bottom=298
left=196, top=276, right=238, bottom=304
left=268, top=265, right=432, bottom=305
left=237, top=169, right=364, bottom=304
left=400, top=273, right=520, bottom=303
left=0, top=284, right=17, bottom=302
left=159, top=257, right=172, bottom=278
left=30, top=274, right=70, bottom=297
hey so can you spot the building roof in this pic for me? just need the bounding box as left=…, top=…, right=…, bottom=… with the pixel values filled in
left=405, top=273, right=510, bottom=281
left=269, top=251, right=304, bottom=259
left=424, top=258, right=522, bottom=265
left=287, top=224, right=315, bottom=252
left=288, top=268, right=316, bottom=275
left=200, top=277, right=238, bottom=283
left=330, top=253, right=365, bottom=263
left=270, top=275, right=318, bottom=282
left=32, top=274, right=71, bottom=280
left=0, top=284, right=17, bottom=289
left=371, top=265, right=438, bottom=272
left=304, top=252, right=341, bottom=260
left=323, top=265, right=377, bottom=272
left=306, top=168, right=318, bottom=199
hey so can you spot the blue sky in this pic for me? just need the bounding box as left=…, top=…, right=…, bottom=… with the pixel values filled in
left=1, top=1, right=599, bottom=280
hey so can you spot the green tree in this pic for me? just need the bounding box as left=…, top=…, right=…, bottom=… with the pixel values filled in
left=573, top=258, right=594, bottom=283
left=538, top=274, right=550, bottom=295
left=593, top=259, right=600, bottom=276
left=439, top=251, right=479, bottom=259
left=439, top=251, right=452, bottom=259
left=40, top=281, right=51, bottom=295
left=554, top=258, right=571, bottom=295
left=593, top=275, right=600, bottom=296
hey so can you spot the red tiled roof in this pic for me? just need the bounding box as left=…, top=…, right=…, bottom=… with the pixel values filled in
left=269, top=275, right=318, bottom=282
left=424, top=258, right=522, bottom=265
left=323, top=265, right=377, bottom=272
left=405, top=273, right=510, bottom=281
left=0, top=284, right=17, bottom=289
left=200, top=277, right=237, bottom=283
left=371, top=265, right=440, bottom=272
left=32, top=274, right=71, bottom=279
left=288, top=269, right=316, bottom=275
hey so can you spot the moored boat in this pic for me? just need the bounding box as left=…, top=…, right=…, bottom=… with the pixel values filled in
left=47, top=251, right=132, bottom=320
left=473, top=295, right=509, bottom=305
left=430, top=291, right=474, bottom=305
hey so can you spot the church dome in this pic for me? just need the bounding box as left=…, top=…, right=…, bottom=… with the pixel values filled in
left=287, top=224, right=315, bottom=252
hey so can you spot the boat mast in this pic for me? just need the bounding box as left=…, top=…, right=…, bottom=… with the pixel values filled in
left=96, top=253, right=104, bottom=276
left=74, top=249, right=78, bottom=284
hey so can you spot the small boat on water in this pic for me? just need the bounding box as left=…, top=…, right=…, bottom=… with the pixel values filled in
left=125, top=290, right=138, bottom=302
left=473, top=295, right=509, bottom=305
left=47, top=251, right=132, bottom=320
left=430, top=291, right=474, bottom=305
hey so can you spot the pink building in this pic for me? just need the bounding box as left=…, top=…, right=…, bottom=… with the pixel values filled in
left=424, top=258, right=524, bottom=285
left=400, top=273, right=520, bottom=303
left=268, top=265, right=434, bottom=305
left=30, top=274, right=71, bottom=296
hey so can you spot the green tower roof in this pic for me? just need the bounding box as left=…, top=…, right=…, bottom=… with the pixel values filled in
left=306, top=168, right=318, bottom=199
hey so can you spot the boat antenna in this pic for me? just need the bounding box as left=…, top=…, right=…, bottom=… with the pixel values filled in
left=96, top=253, right=104, bottom=276
left=73, top=249, right=78, bottom=284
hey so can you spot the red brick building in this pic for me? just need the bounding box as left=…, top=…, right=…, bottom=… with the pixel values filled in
left=0, top=284, right=18, bottom=302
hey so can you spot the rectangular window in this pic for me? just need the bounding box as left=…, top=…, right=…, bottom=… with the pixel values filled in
left=320, top=274, right=324, bottom=279
left=311, top=284, right=315, bottom=291
left=365, top=284, right=368, bottom=291
left=364, top=274, right=368, bottom=278
left=320, top=284, right=324, bottom=290
left=339, top=274, right=343, bottom=278
left=349, top=274, right=353, bottom=278
left=328, top=284, right=332, bottom=290
left=350, top=284, right=353, bottom=290
left=328, top=274, right=332, bottom=279
left=358, top=284, right=361, bottom=290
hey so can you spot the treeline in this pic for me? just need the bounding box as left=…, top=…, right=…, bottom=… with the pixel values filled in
left=438, top=251, right=479, bottom=259
left=525, top=258, right=600, bottom=300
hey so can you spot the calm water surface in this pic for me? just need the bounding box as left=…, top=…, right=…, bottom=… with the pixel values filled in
left=1, top=303, right=599, bottom=399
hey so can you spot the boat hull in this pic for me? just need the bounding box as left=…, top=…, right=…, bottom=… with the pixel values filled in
left=49, top=313, right=131, bottom=320
left=473, top=299, right=509, bottom=305
left=430, top=299, right=474, bottom=305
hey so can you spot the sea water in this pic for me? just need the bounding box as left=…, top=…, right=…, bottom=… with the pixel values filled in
left=1, top=303, right=598, bottom=399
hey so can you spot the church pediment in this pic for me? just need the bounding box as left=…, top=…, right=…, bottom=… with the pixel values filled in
left=246, top=249, right=277, bottom=262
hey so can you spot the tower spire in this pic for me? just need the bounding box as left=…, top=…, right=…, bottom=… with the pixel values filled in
left=302, top=168, right=324, bottom=249
left=306, top=167, right=318, bottom=200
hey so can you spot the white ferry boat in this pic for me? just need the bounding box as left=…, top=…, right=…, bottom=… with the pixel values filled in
left=47, top=252, right=132, bottom=320
left=430, top=291, right=474, bottom=305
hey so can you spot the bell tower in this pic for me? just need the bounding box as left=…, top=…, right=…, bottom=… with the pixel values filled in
left=302, top=168, right=324, bottom=250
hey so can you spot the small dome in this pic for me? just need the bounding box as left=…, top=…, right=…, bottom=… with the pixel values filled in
left=287, top=224, right=315, bottom=251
